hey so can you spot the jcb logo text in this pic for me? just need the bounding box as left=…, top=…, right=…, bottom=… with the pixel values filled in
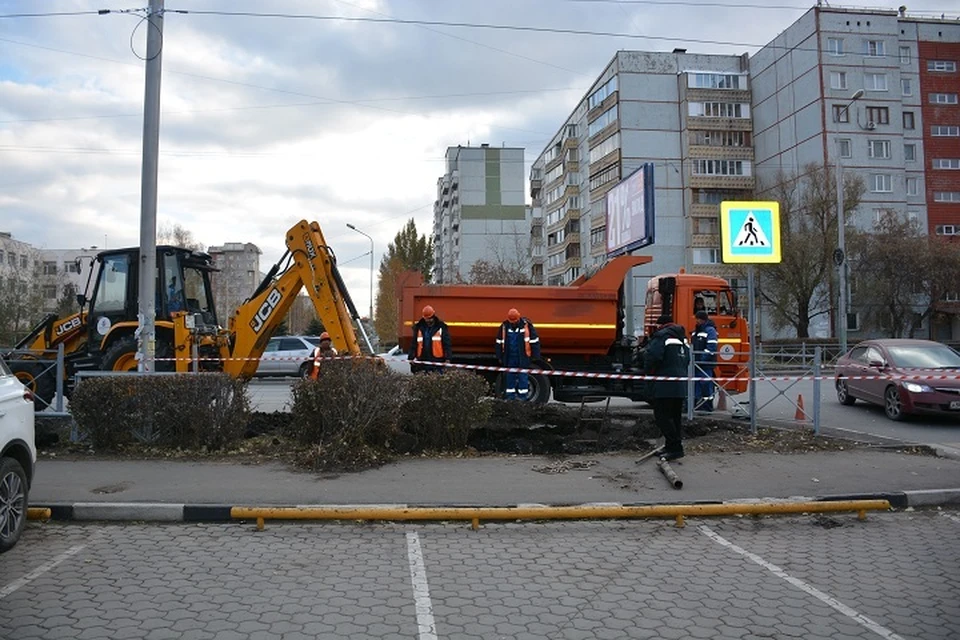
left=250, top=288, right=283, bottom=333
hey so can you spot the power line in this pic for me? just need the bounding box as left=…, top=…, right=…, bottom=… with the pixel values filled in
left=169, top=8, right=766, bottom=49
left=0, top=10, right=105, bottom=18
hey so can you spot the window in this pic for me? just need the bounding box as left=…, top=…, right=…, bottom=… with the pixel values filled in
left=589, top=164, right=619, bottom=191
left=833, top=104, right=850, bottom=123
left=830, top=71, right=847, bottom=90
left=92, top=253, right=130, bottom=314
left=928, top=60, right=957, bottom=72
left=934, top=192, right=960, bottom=202
left=931, top=93, right=959, bottom=104
left=901, top=78, right=912, bottom=96
left=587, top=105, right=618, bottom=137
left=906, top=177, right=919, bottom=196
left=864, top=73, right=887, bottom=91
left=902, top=111, right=915, bottom=129
left=868, top=140, right=891, bottom=159
left=693, top=159, right=747, bottom=176
left=899, top=46, right=911, bottom=64
left=864, top=40, right=885, bottom=57
left=693, top=248, right=721, bottom=264
left=827, top=37, right=844, bottom=55
left=693, top=130, right=747, bottom=147
left=19, top=255, right=26, bottom=269
left=590, top=227, right=605, bottom=247
left=544, top=164, right=563, bottom=183
left=870, top=174, right=892, bottom=192
left=588, top=132, right=620, bottom=163
left=837, top=138, right=852, bottom=158
left=934, top=159, right=960, bottom=170
left=43, top=286, right=57, bottom=300
left=691, top=102, right=747, bottom=118
left=695, top=189, right=741, bottom=204
left=904, top=144, right=916, bottom=162
left=693, top=217, right=719, bottom=235
left=936, top=225, right=959, bottom=235
left=932, top=126, right=960, bottom=137
left=587, top=76, right=617, bottom=110
left=42, top=261, right=57, bottom=275
left=866, top=106, right=889, bottom=124
left=0, top=250, right=4, bottom=263
left=691, top=73, right=744, bottom=89
left=64, top=261, right=80, bottom=274
left=7, top=253, right=15, bottom=266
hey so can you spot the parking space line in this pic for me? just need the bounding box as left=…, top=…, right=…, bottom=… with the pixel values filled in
left=0, top=544, right=86, bottom=600
left=699, top=525, right=904, bottom=640
left=406, top=532, right=438, bottom=640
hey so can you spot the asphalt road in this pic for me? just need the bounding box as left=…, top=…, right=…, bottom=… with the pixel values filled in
left=3, top=512, right=959, bottom=639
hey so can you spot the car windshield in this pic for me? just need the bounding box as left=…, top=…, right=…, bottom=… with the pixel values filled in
left=886, top=344, right=960, bottom=369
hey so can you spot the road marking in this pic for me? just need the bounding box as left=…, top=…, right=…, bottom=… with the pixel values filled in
left=940, top=512, right=960, bottom=525
left=699, top=525, right=904, bottom=640
left=406, top=532, right=438, bottom=640
left=0, top=544, right=86, bottom=600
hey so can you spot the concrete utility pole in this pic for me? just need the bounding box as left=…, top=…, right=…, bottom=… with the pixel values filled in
left=137, top=0, right=164, bottom=372
left=835, top=88, right=864, bottom=355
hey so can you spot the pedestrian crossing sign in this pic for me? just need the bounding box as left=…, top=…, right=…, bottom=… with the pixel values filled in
left=720, top=201, right=782, bottom=264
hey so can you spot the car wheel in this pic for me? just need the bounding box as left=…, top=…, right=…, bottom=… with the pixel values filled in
left=0, top=457, right=28, bottom=554
left=299, top=362, right=313, bottom=379
left=884, top=385, right=906, bottom=421
left=836, top=379, right=856, bottom=406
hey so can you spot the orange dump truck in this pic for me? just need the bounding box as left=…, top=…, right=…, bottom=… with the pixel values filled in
left=397, top=255, right=749, bottom=404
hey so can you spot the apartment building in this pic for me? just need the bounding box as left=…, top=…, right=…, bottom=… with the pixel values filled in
left=530, top=51, right=755, bottom=332
left=433, top=144, right=529, bottom=283
left=208, top=242, right=261, bottom=326
left=751, top=5, right=960, bottom=338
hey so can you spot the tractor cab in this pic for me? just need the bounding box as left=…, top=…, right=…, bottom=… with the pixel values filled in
left=84, top=247, right=220, bottom=367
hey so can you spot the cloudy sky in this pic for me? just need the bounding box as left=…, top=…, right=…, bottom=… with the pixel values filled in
left=1, top=0, right=955, bottom=308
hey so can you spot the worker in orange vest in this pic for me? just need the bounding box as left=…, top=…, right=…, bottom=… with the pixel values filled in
left=496, top=308, right=541, bottom=400
left=407, top=305, right=451, bottom=374
left=308, top=331, right=338, bottom=380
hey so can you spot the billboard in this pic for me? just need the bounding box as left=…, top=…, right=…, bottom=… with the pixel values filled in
left=605, top=163, right=655, bottom=257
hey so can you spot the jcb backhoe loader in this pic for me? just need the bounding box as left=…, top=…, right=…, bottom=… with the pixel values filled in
left=6, top=220, right=371, bottom=409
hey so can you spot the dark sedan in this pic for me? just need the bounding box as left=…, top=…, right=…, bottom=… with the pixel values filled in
left=834, top=339, right=960, bottom=421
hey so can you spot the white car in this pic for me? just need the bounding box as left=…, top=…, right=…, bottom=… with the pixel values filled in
left=1, top=355, right=37, bottom=553
left=255, top=336, right=322, bottom=378
left=378, top=345, right=412, bottom=375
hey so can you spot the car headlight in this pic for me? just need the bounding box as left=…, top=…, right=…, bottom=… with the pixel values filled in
left=901, top=381, right=933, bottom=393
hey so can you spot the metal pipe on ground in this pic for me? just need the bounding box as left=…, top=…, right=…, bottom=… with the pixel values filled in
left=231, top=500, right=890, bottom=531
left=657, top=459, right=683, bottom=489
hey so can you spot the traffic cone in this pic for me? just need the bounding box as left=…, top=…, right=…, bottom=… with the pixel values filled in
left=794, top=394, right=809, bottom=421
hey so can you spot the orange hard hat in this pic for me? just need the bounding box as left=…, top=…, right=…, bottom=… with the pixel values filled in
left=422, top=305, right=435, bottom=318
left=507, top=308, right=521, bottom=322
left=319, top=332, right=331, bottom=341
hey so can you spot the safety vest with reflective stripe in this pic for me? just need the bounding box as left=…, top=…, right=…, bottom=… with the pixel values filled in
left=496, top=322, right=537, bottom=358
left=416, top=326, right=446, bottom=359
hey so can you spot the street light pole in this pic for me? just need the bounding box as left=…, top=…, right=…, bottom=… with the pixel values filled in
left=835, top=89, right=864, bottom=354
left=346, top=224, right=374, bottom=320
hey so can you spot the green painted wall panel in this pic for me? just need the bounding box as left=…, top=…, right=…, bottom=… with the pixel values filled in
left=461, top=204, right=526, bottom=220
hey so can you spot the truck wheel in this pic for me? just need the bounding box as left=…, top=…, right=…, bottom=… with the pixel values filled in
left=102, top=336, right=139, bottom=372
left=528, top=373, right=551, bottom=405
left=11, top=361, right=56, bottom=411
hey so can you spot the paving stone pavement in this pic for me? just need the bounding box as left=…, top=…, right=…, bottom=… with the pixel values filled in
left=2, top=510, right=959, bottom=639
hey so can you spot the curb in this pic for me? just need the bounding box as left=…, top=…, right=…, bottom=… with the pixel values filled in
left=31, top=490, right=960, bottom=522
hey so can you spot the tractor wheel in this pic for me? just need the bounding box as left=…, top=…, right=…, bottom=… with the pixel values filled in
left=11, top=361, right=57, bottom=411
left=102, top=337, right=139, bottom=372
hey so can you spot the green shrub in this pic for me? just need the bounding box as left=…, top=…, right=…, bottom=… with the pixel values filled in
left=397, top=370, right=492, bottom=452
left=288, top=359, right=404, bottom=469
left=69, top=373, right=250, bottom=451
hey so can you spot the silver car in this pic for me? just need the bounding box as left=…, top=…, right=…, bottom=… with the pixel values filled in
left=255, top=336, right=322, bottom=378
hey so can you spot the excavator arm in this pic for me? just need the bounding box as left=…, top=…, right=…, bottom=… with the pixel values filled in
left=224, top=220, right=372, bottom=377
